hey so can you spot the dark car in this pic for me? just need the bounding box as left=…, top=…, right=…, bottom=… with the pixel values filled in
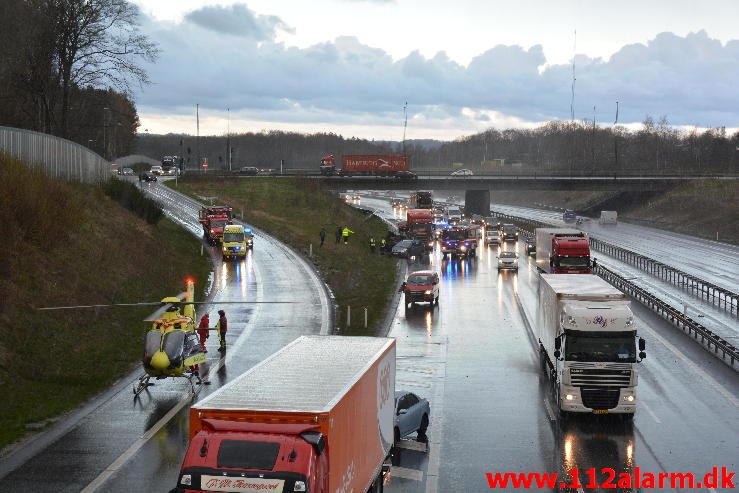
left=394, top=170, right=417, bottom=180
left=139, top=171, right=157, bottom=182
left=525, top=236, right=536, bottom=256
left=239, top=166, right=259, bottom=175
left=392, top=239, right=425, bottom=258
left=563, top=209, right=577, bottom=223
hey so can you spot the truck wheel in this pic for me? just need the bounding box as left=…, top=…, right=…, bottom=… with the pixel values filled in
left=434, top=296, right=439, bottom=307
left=394, top=427, right=400, bottom=447
left=418, top=414, right=429, bottom=435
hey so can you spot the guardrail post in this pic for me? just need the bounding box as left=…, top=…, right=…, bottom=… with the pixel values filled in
left=364, top=307, right=368, bottom=329
left=347, top=305, right=351, bottom=327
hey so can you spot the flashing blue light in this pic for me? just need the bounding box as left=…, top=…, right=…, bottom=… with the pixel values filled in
left=244, top=228, right=252, bottom=233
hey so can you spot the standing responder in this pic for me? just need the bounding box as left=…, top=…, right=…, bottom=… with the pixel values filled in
left=335, top=226, right=342, bottom=244
left=216, top=310, right=228, bottom=353
left=197, top=313, right=210, bottom=353
left=369, top=236, right=376, bottom=254
left=380, top=237, right=387, bottom=255
left=320, top=228, right=326, bottom=247
left=342, top=226, right=354, bottom=245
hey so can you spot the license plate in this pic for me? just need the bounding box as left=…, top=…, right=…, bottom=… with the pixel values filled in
left=593, top=409, right=609, bottom=415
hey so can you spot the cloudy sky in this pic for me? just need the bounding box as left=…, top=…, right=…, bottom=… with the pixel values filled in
left=130, top=0, right=739, bottom=140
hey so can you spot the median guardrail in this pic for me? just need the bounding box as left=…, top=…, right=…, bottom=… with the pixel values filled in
left=595, top=265, right=738, bottom=369
left=589, top=237, right=738, bottom=315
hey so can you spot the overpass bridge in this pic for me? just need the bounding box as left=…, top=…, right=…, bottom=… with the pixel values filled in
left=308, top=173, right=737, bottom=192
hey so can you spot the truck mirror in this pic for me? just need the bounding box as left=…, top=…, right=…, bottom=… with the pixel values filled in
left=639, top=338, right=646, bottom=351
left=639, top=351, right=646, bottom=360
left=554, top=350, right=561, bottom=359
left=300, top=431, right=326, bottom=456
left=554, top=337, right=561, bottom=350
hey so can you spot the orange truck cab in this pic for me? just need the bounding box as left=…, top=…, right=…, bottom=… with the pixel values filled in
left=406, top=209, right=434, bottom=249
left=174, top=336, right=396, bottom=493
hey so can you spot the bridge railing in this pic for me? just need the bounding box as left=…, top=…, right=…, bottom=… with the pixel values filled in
left=0, top=126, right=109, bottom=183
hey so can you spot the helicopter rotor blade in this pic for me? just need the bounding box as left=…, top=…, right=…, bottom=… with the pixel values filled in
left=37, top=302, right=164, bottom=311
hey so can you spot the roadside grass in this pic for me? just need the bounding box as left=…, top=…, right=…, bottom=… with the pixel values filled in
left=0, top=154, right=211, bottom=449
left=621, top=180, right=738, bottom=244
left=168, top=176, right=399, bottom=335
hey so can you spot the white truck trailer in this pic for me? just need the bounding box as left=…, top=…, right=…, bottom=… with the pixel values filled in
left=536, top=275, right=646, bottom=419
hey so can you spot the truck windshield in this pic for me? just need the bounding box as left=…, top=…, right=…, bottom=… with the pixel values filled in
left=218, top=440, right=280, bottom=470
left=565, top=331, right=636, bottom=363
left=444, top=230, right=467, bottom=240
left=223, top=233, right=244, bottom=242
left=557, top=257, right=590, bottom=269
left=503, top=225, right=516, bottom=234
left=411, top=224, right=432, bottom=233
left=211, top=221, right=227, bottom=228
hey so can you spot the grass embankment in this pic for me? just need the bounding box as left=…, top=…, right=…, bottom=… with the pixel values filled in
left=168, top=176, right=398, bottom=335
left=0, top=154, right=211, bottom=449
left=620, top=180, right=738, bottom=244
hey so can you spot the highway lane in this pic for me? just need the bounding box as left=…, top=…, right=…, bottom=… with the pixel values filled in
left=0, top=181, right=329, bottom=493
left=490, top=203, right=739, bottom=294
left=358, top=196, right=739, bottom=493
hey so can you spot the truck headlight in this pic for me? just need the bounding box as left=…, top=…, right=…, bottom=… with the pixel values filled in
left=565, top=394, right=575, bottom=401
left=623, top=395, right=635, bottom=402
left=293, top=481, right=306, bottom=492
left=180, top=474, right=192, bottom=486
left=460, top=246, right=467, bottom=251
left=424, top=290, right=432, bottom=295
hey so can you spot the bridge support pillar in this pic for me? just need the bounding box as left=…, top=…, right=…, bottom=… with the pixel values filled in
left=464, top=189, right=491, bottom=217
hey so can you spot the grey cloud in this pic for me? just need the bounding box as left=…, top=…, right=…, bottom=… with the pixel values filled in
left=137, top=18, right=739, bottom=130
left=184, top=4, right=293, bottom=40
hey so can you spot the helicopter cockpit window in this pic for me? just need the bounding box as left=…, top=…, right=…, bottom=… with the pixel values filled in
left=143, top=331, right=160, bottom=361
left=162, top=331, right=185, bottom=364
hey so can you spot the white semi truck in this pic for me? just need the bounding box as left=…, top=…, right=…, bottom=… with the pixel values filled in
left=536, top=274, right=646, bottom=419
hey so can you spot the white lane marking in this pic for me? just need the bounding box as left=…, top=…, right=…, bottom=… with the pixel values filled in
left=708, top=488, right=718, bottom=493
left=544, top=398, right=556, bottom=422
left=80, top=385, right=198, bottom=493
left=642, top=401, right=661, bottom=424
left=395, top=439, right=428, bottom=453
left=425, top=339, right=447, bottom=493
left=391, top=466, right=424, bottom=481
left=640, top=323, right=739, bottom=408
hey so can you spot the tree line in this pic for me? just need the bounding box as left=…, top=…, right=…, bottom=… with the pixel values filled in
left=0, top=0, right=157, bottom=159
left=137, top=118, right=738, bottom=174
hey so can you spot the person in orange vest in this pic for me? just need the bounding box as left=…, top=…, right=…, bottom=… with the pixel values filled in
left=197, top=313, right=210, bottom=353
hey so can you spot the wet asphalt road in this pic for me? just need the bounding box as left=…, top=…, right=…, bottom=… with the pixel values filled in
left=356, top=197, right=739, bottom=493
left=2, top=187, right=737, bottom=493
left=0, top=181, right=329, bottom=492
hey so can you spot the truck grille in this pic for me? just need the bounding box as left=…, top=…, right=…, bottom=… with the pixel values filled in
left=581, top=388, right=620, bottom=410
left=569, top=363, right=631, bottom=388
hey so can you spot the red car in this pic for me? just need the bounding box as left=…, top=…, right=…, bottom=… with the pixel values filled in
left=400, top=270, right=440, bottom=309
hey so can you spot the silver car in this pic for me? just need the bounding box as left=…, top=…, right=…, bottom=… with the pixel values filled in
left=497, top=250, right=519, bottom=270
left=394, top=390, right=430, bottom=444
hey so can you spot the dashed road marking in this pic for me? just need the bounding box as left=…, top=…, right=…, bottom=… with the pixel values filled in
left=642, top=401, right=661, bottom=424
left=392, top=466, right=424, bottom=481
left=396, top=439, right=428, bottom=453
left=544, top=398, right=556, bottom=422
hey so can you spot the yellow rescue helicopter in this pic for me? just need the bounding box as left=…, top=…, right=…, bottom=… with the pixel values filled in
left=38, top=278, right=294, bottom=398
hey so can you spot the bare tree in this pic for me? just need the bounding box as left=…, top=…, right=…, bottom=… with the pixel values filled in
left=49, top=0, right=158, bottom=137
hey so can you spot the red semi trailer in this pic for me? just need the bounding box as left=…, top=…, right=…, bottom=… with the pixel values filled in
left=319, top=154, right=410, bottom=177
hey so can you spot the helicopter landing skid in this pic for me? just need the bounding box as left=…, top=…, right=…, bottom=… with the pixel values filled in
left=133, top=375, right=153, bottom=398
